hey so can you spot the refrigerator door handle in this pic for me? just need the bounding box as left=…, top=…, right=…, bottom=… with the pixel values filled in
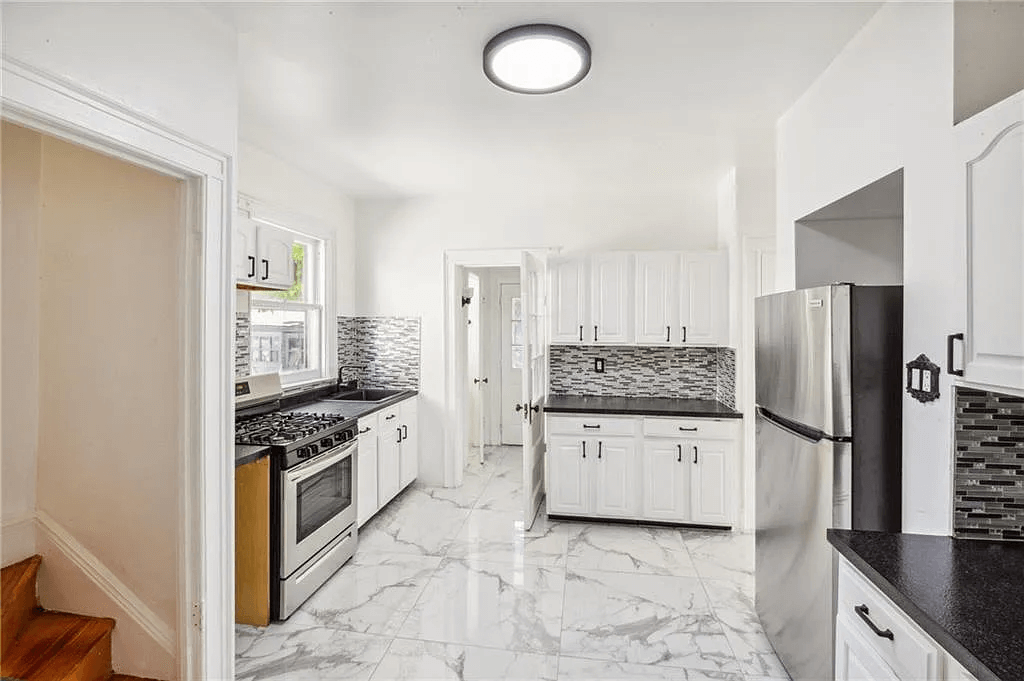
left=757, top=407, right=825, bottom=444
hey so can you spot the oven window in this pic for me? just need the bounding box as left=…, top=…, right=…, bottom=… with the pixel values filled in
left=296, top=455, right=353, bottom=543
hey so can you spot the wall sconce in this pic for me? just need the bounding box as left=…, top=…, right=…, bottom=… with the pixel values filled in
left=906, top=354, right=940, bottom=403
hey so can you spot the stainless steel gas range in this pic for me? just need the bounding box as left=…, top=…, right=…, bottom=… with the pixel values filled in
left=235, top=373, right=358, bottom=620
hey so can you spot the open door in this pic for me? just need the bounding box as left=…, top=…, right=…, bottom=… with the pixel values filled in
left=520, top=251, right=548, bottom=528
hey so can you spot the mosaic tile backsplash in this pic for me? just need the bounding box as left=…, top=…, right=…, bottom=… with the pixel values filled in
left=954, top=386, right=1024, bottom=541
left=548, top=345, right=736, bottom=408
left=234, top=312, right=250, bottom=378
left=338, top=316, right=421, bottom=390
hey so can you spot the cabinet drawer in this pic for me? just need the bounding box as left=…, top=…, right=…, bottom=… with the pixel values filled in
left=643, top=417, right=737, bottom=440
left=837, top=560, right=940, bottom=681
left=547, top=415, right=638, bottom=437
left=378, top=406, right=401, bottom=428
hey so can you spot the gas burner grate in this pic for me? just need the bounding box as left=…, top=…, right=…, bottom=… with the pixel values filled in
left=235, top=412, right=349, bottom=446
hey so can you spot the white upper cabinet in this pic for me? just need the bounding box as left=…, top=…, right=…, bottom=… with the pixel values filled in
left=590, top=253, right=633, bottom=344
left=957, top=90, right=1024, bottom=390
left=636, top=252, right=680, bottom=345
left=234, top=212, right=295, bottom=291
left=680, top=251, right=728, bottom=345
left=550, top=257, right=589, bottom=344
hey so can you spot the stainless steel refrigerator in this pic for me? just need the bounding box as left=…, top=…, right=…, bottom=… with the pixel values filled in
left=754, top=284, right=903, bottom=681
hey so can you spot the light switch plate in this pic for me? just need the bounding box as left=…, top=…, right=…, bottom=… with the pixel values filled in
left=594, top=358, right=605, bottom=373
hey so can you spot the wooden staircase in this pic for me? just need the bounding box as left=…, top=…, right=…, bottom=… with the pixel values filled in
left=1, top=556, right=160, bottom=681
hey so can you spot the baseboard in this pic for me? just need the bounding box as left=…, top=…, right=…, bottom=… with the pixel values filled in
left=35, top=510, right=175, bottom=656
left=1, top=512, right=38, bottom=566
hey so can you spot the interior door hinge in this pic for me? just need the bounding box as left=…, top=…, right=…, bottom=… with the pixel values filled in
left=191, top=601, right=203, bottom=631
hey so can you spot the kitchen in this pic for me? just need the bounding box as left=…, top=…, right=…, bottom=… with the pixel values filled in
left=1, top=2, right=1023, bottom=681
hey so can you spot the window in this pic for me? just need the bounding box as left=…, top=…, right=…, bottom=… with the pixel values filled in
left=250, top=232, right=325, bottom=386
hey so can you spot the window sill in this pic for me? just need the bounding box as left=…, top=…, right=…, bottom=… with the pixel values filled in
left=281, top=376, right=334, bottom=395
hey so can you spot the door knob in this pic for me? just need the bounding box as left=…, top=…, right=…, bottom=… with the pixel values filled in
left=474, top=377, right=489, bottom=384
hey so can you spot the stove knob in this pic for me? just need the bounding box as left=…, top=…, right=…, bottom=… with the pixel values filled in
left=297, top=446, right=312, bottom=459
left=320, top=437, right=334, bottom=449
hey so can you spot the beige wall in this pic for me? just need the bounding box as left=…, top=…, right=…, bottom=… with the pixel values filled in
left=1, top=123, right=43, bottom=564
left=954, top=1, right=1024, bottom=124
left=1, top=123, right=183, bottom=677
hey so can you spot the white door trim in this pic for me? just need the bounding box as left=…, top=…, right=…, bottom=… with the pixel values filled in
left=2, top=56, right=234, bottom=681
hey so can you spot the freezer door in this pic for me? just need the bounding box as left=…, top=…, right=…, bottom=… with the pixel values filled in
left=754, top=285, right=852, bottom=437
left=755, top=408, right=852, bottom=681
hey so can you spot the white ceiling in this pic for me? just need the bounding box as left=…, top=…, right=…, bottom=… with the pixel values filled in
left=221, top=2, right=882, bottom=199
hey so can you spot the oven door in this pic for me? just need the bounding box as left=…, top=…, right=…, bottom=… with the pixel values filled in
left=281, top=439, right=357, bottom=577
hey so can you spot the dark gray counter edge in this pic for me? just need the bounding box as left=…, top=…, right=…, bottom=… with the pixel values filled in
left=543, top=397, right=742, bottom=419
left=235, top=444, right=271, bottom=469
left=827, top=531, right=1000, bottom=681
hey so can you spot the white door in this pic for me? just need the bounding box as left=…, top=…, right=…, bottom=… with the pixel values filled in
left=256, top=223, right=295, bottom=289
left=546, top=435, right=589, bottom=516
left=641, top=439, right=688, bottom=522
left=500, top=283, right=524, bottom=445
left=958, top=92, right=1024, bottom=390
left=636, top=252, right=679, bottom=345
left=399, top=398, right=418, bottom=488
left=234, top=214, right=258, bottom=283
left=356, top=420, right=379, bottom=527
left=690, top=439, right=731, bottom=526
left=521, top=251, right=548, bottom=528
left=592, top=436, right=638, bottom=518
left=549, top=256, right=588, bottom=344
left=591, top=253, right=632, bottom=344
left=680, top=251, right=727, bottom=345
left=835, top=617, right=899, bottom=681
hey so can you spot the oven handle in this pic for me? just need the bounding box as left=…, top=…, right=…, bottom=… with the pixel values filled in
left=286, top=440, right=357, bottom=483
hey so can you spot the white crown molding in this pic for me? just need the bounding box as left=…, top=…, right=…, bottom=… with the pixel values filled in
left=35, top=510, right=175, bottom=656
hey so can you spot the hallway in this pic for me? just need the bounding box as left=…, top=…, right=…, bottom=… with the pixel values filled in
left=236, top=446, right=789, bottom=680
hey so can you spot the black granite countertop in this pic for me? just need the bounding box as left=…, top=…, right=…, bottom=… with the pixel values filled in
left=828, top=529, right=1024, bottom=681
left=235, top=444, right=271, bottom=469
left=544, top=394, right=742, bottom=419
left=286, top=389, right=418, bottom=420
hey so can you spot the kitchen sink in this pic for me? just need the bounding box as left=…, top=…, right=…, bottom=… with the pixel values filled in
left=329, top=388, right=403, bottom=402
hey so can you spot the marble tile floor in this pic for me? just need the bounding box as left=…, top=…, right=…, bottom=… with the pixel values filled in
left=236, top=445, right=791, bottom=681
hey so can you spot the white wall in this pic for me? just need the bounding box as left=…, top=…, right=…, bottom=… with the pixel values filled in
left=795, top=218, right=903, bottom=288
left=238, top=141, right=357, bottom=319
left=777, top=2, right=962, bottom=534
left=355, top=191, right=718, bottom=485
left=1, top=123, right=42, bottom=564
left=3, top=3, right=238, bottom=155
left=954, top=1, right=1024, bottom=124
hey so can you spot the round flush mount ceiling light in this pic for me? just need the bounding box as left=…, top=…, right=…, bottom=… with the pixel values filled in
left=483, top=24, right=591, bottom=94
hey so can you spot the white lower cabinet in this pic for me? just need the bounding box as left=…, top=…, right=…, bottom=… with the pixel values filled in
left=356, top=395, right=418, bottom=528
left=547, top=414, right=737, bottom=526
left=836, top=557, right=975, bottom=681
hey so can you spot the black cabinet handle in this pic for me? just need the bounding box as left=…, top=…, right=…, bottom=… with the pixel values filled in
left=247, top=255, right=256, bottom=278
left=677, top=444, right=682, bottom=463
left=261, top=258, right=269, bottom=281
left=667, top=326, right=671, bottom=342
left=947, top=333, right=964, bottom=376
left=598, top=441, right=602, bottom=459
left=402, top=425, right=408, bottom=440
left=582, top=424, right=601, bottom=430
left=679, top=426, right=698, bottom=432
left=397, top=427, right=403, bottom=442
left=693, top=445, right=698, bottom=464
left=594, top=325, right=598, bottom=342
left=682, top=326, right=687, bottom=343
left=358, top=426, right=372, bottom=435
left=579, top=325, right=583, bottom=342
left=582, top=441, right=586, bottom=459
left=854, top=604, right=894, bottom=640
left=385, top=414, right=397, bottom=421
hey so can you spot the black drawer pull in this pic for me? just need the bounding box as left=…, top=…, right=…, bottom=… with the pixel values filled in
left=679, top=426, right=698, bottom=432
left=582, top=424, right=601, bottom=429
left=854, top=604, right=894, bottom=640
left=385, top=414, right=397, bottom=421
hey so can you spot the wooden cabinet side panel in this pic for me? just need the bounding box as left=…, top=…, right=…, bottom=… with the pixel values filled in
left=235, top=456, right=270, bottom=626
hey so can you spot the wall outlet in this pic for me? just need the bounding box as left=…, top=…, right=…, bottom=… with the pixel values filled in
left=594, top=358, right=605, bottom=373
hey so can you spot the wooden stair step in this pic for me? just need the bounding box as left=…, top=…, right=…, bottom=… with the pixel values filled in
left=1, top=611, right=115, bottom=681
left=1, top=555, right=43, bottom=658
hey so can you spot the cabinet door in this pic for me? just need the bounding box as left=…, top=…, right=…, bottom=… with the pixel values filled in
left=641, top=439, right=688, bottom=522
left=636, top=253, right=679, bottom=345
left=959, top=92, right=1024, bottom=390
left=234, top=215, right=258, bottom=283
left=357, top=429, right=379, bottom=527
left=549, top=257, right=589, bottom=344
left=592, top=436, right=638, bottom=518
left=378, top=412, right=402, bottom=507
left=680, top=251, right=728, bottom=345
left=547, top=436, right=590, bottom=515
left=835, top=616, right=899, bottom=681
left=399, top=398, right=418, bottom=488
left=256, top=223, right=295, bottom=289
left=591, top=253, right=632, bottom=344
left=690, top=438, right=731, bottom=526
